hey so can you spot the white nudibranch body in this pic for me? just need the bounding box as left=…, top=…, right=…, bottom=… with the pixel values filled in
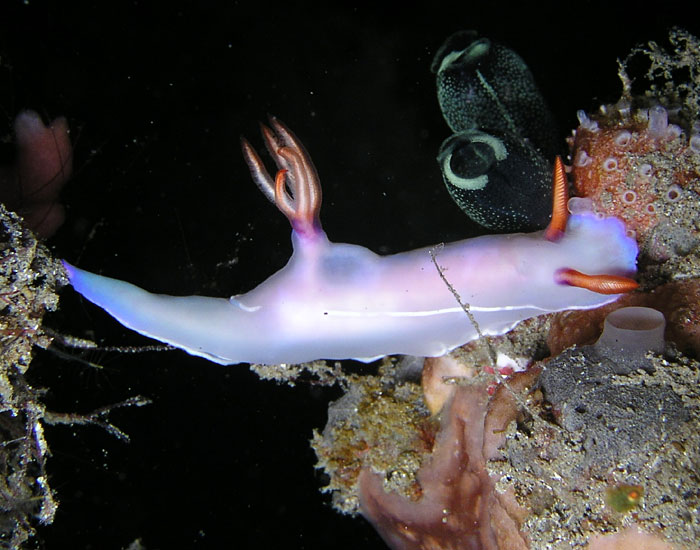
left=63, top=120, right=638, bottom=365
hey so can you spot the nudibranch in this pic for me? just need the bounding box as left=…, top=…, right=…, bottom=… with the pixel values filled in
left=63, top=118, right=638, bottom=365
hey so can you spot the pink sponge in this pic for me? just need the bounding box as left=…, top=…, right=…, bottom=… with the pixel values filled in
left=0, top=110, right=72, bottom=237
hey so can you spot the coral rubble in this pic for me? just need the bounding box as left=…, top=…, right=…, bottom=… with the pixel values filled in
left=313, top=28, right=700, bottom=550
left=494, top=349, right=700, bottom=548
left=0, top=204, right=63, bottom=547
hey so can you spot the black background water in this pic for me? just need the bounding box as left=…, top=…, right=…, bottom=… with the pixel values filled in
left=0, top=1, right=694, bottom=549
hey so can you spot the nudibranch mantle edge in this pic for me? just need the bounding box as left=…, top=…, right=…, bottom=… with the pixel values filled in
left=63, top=119, right=638, bottom=365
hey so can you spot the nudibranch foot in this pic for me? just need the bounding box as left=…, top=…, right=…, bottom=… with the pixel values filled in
left=63, top=120, right=638, bottom=366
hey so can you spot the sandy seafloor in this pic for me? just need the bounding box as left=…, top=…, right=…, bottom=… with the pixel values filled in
left=0, top=2, right=698, bottom=549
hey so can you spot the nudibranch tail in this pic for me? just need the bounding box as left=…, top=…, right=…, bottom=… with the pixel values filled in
left=62, top=260, right=260, bottom=365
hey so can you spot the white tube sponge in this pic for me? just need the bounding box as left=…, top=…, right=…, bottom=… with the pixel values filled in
left=595, top=306, right=666, bottom=359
